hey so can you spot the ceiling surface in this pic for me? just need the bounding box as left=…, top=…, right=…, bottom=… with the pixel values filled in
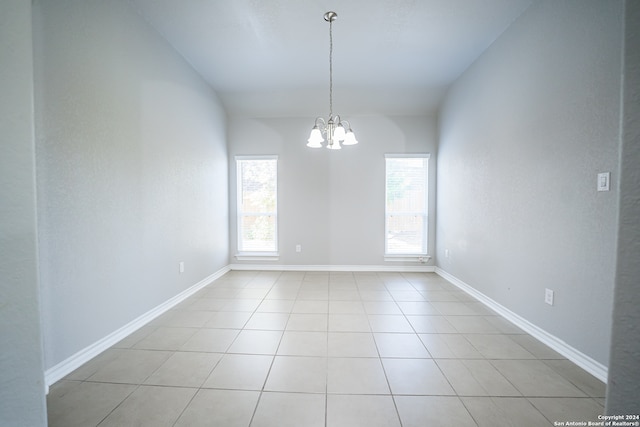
left=131, top=0, right=533, bottom=117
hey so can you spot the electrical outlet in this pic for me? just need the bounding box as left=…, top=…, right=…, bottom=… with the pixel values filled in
left=179, top=262, right=185, bottom=274
left=445, top=249, right=450, bottom=258
left=296, top=244, right=301, bottom=253
left=545, top=288, right=554, bottom=306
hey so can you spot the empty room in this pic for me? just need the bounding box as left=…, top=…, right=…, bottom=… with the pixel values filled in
left=2, top=0, right=639, bottom=426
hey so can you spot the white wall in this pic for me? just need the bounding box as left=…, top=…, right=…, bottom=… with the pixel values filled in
left=437, top=0, right=623, bottom=367
left=33, top=0, right=229, bottom=370
left=606, top=0, right=640, bottom=414
left=228, top=115, right=437, bottom=268
left=0, top=0, right=47, bottom=425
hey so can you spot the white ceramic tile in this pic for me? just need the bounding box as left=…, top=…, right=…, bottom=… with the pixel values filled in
left=528, top=397, right=605, bottom=424
left=205, top=311, right=252, bottom=329
left=328, top=332, right=378, bottom=357
left=464, top=334, right=536, bottom=359
left=98, top=385, right=196, bottom=427
left=202, top=354, right=273, bottom=390
left=180, top=328, right=239, bottom=353
left=227, top=330, right=283, bottom=355
left=251, top=392, right=325, bottom=427
left=296, top=290, right=329, bottom=300
left=543, top=360, right=606, bottom=397
left=358, top=291, right=394, bottom=301
left=461, top=397, right=550, bottom=427
left=265, top=288, right=299, bottom=300
left=405, top=316, right=457, bottom=333
left=329, top=290, right=361, bottom=301
left=175, top=389, right=259, bottom=427
left=47, top=381, right=136, bottom=427
left=223, top=299, right=262, bottom=312
left=256, top=299, right=295, bottom=313
left=418, top=334, right=484, bottom=359
left=201, top=288, right=240, bottom=299
left=445, top=315, right=501, bottom=334
left=382, top=282, right=414, bottom=291
left=382, top=358, right=455, bottom=395
left=327, top=358, right=390, bottom=394
left=363, top=301, right=402, bottom=315
left=244, top=312, right=289, bottom=330
left=328, top=314, right=371, bottom=332
left=396, top=301, right=440, bottom=315
left=188, top=298, right=229, bottom=311
left=88, top=349, right=172, bottom=384
left=144, top=351, right=222, bottom=387
left=63, top=348, right=126, bottom=380
left=509, top=334, right=565, bottom=359
left=464, top=302, right=497, bottom=315
left=264, top=356, right=327, bottom=393
left=436, top=359, right=520, bottom=396
left=395, top=396, right=477, bottom=427
left=368, top=315, right=413, bottom=333
left=133, top=327, right=197, bottom=351
left=491, top=360, right=587, bottom=397
left=329, top=301, right=366, bottom=314
left=419, top=291, right=462, bottom=302
left=277, top=331, right=328, bottom=356
left=389, top=290, right=425, bottom=301
left=286, top=313, right=328, bottom=331
left=292, top=300, right=329, bottom=314
left=161, top=310, right=216, bottom=327
left=327, top=394, right=401, bottom=427
left=430, top=301, right=478, bottom=315
left=235, top=288, right=270, bottom=299
left=373, top=333, right=431, bottom=358
left=483, top=316, right=525, bottom=334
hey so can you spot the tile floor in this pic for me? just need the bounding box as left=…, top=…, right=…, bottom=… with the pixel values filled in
left=47, top=271, right=606, bottom=426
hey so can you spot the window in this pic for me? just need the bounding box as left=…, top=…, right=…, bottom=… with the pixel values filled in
left=385, top=154, right=429, bottom=255
left=236, top=156, right=278, bottom=255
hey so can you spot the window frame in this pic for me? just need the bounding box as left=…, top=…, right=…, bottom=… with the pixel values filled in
left=235, top=155, right=279, bottom=260
left=384, top=153, right=430, bottom=259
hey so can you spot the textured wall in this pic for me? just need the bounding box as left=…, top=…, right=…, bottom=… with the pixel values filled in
left=437, top=0, right=623, bottom=366
left=228, top=115, right=437, bottom=267
left=606, top=0, right=640, bottom=414
left=0, top=0, right=47, bottom=425
left=33, top=0, right=229, bottom=369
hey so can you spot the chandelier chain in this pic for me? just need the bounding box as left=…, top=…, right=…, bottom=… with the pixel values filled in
left=329, top=18, right=333, bottom=118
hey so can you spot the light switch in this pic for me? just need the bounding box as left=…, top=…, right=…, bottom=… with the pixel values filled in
left=597, top=172, right=610, bottom=192
left=545, top=288, right=554, bottom=306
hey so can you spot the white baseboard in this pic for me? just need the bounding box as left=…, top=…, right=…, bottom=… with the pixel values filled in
left=435, top=267, right=608, bottom=383
left=44, top=265, right=230, bottom=390
left=229, top=264, right=436, bottom=273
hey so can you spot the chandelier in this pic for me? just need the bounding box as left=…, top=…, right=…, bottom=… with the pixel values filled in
left=307, top=11, right=358, bottom=150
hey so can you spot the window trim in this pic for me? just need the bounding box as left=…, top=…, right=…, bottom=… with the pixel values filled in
left=384, top=153, right=430, bottom=257
left=235, top=155, right=279, bottom=259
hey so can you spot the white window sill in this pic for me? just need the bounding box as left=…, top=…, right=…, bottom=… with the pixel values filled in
left=235, top=252, right=280, bottom=261
left=384, top=254, right=431, bottom=263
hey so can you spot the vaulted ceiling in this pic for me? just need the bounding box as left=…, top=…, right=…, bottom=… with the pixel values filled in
left=131, top=0, right=533, bottom=117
